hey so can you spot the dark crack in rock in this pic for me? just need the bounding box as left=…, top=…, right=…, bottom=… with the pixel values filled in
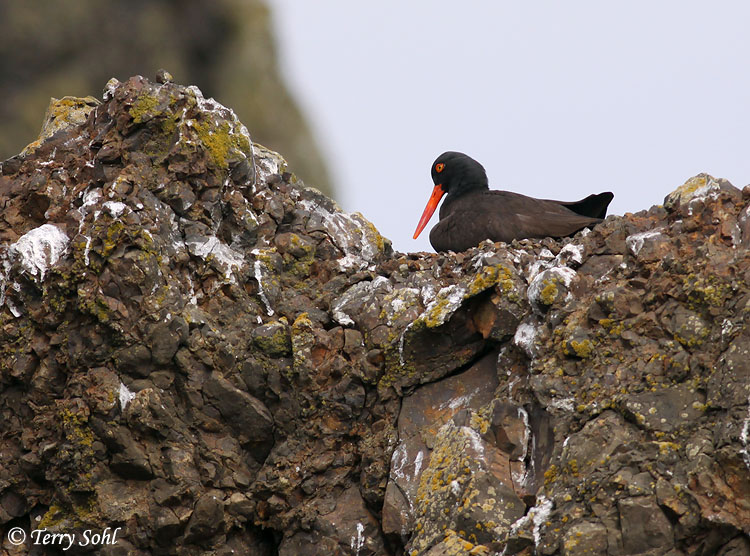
left=0, top=75, right=748, bottom=555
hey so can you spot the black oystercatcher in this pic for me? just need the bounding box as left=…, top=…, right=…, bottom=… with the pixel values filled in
left=413, top=151, right=614, bottom=252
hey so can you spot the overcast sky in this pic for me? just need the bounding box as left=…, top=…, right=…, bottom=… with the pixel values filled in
left=267, top=1, right=750, bottom=253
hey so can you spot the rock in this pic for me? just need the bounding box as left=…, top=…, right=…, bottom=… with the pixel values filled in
left=153, top=506, right=182, bottom=543
left=719, top=537, right=750, bottom=556
left=708, top=332, right=750, bottom=408
left=663, top=173, right=740, bottom=211
left=252, top=320, right=292, bottom=356
left=147, top=317, right=188, bottom=365
left=383, top=351, right=500, bottom=544
left=527, top=265, right=578, bottom=315
left=21, top=96, right=101, bottom=156
left=203, top=372, right=274, bottom=461
left=184, top=494, right=225, bottom=542
left=0, top=74, right=748, bottom=555
left=618, top=497, right=674, bottom=553
left=114, top=343, right=153, bottom=377
left=108, top=432, right=154, bottom=480
left=0, top=0, right=334, bottom=196
left=561, top=520, right=608, bottom=556
left=623, top=383, right=705, bottom=433
left=667, top=304, right=710, bottom=349
left=282, top=485, right=387, bottom=556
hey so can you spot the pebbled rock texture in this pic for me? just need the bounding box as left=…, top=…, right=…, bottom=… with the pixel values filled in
left=0, top=76, right=748, bottom=555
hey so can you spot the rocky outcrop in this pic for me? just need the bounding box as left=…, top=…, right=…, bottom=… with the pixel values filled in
left=0, top=75, right=748, bottom=555
left=0, top=0, right=333, bottom=196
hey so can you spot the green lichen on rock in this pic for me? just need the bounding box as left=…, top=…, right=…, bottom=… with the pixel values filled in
left=77, top=291, right=112, bottom=323
left=671, top=308, right=710, bottom=349
left=252, top=320, right=291, bottom=356
left=281, top=233, right=316, bottom=278
left=544, top=464, right=560, bottom=487
left=465, top=264, right=515, bottom=297
left=378, top=324, right=420, bottom=391
left=403, top=265, right=518, bottom=333
left=128, top=90, right=179, bottom=149
left=407, top=417, right=525, bottom=555
left=291, top=312, right=315, bottom=373
left=599, top=318, right=626, bottom=337
left=420, top=294, right=462, bottom=329
left=411, top=423, right=474, bottom=552
left=59, top=408, right=95, bottom=449
left=193, top=118, right=251, bottom=170
left=379, top=359, right=416, bottom=392
left=495, top=265, right=518, bottom=297
left=565, top=339, right=594, bottom=359
left=130, top=93, right=161, bottom=124
left=673, top=330, right=709, bottom=348
left=663, top=173, right=723, bottom=210
left=126, top=78, right=253, bottom=171
left=252, top=246, right=278, bottom=267
left=57, top=407, right=97, bottom=492
left=22, top=96, right=101, bottom=155
left=683, top=273, right=729, bottom=310
left=379, top=287, right=420, bottom=326
left=101, top=220, right=126, bottom=258
left=353, top=212, right=387, bottom=254
left=37, top=496, right=98, bottom=531
left=37, top=503, right=68, bottom=529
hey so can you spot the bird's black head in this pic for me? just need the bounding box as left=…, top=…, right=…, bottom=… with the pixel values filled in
left=413, top=151, right=489, bottom=240
left=430, top=151, right=488, bottom=197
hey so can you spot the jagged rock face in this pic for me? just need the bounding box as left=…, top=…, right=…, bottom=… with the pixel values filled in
left=0, top=76, right=749, bottom=556
left=0, top=0, right=334, bottom=197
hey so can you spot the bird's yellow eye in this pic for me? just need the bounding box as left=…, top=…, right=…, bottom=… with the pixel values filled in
left=435, top=163, right=445, bottom=173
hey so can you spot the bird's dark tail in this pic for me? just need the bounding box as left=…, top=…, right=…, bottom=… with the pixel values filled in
left=562, top=192, right=614, bottom=219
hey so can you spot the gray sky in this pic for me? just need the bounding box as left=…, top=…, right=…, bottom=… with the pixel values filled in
left=268, top=1, right=750, bottom=253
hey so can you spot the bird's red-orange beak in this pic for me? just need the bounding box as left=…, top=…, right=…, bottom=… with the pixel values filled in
left=413, top=184, right=445, bottom=239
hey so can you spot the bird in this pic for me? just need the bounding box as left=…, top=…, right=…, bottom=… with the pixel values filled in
left=413, top=151, right=614, bottom=252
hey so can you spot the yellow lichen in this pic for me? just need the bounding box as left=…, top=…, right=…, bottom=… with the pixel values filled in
left=466, top=264, right=514, bottom=297
left=193, top=119, right=251, bottom=170
left=130, top=94, right=160, bottom=123
left=539, top=280, right=559, bottom=305
left=544, top=464, right=559, bottom=486
left=563, top=339, right=594, bottom=359
left=468, top=408, right=492, bottom=434
left=567, top=459, right=580, bottom=477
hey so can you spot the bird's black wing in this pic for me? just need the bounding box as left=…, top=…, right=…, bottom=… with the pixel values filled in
left=429, top=190, right=605, bottom=251
left=485, top=190, right=604, bottom=240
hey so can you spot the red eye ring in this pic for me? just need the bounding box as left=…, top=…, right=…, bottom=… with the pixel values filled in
left=435, top=163, right=445, bottom=173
